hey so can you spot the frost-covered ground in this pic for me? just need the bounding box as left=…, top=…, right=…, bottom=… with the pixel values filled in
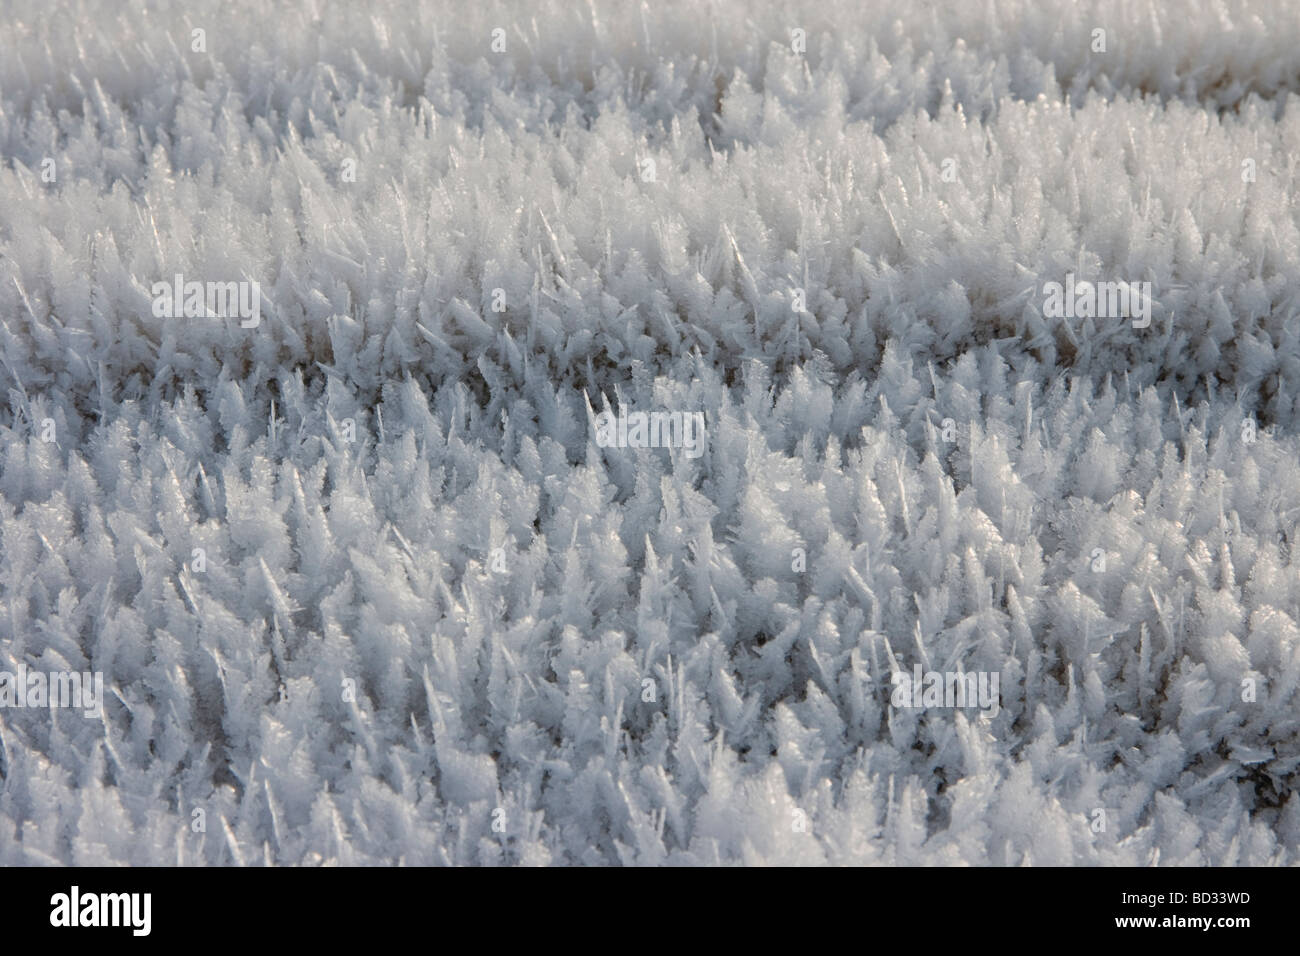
left=2, top=0, right=1300, bottom=865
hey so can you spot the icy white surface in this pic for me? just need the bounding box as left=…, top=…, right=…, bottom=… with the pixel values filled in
left=1, top=0, right=1299, bottom=864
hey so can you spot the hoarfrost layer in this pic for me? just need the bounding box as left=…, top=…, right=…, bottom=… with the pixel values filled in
left=1, top=0, right=1298, bottom=864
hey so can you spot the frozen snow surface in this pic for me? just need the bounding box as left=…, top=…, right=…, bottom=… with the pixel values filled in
left=3, top=0, right=1300, bottom=865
